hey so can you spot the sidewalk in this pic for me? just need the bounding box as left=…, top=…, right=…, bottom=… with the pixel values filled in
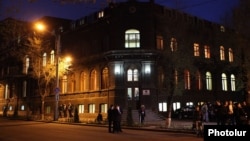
left=59, top=119, right=216, bottom=134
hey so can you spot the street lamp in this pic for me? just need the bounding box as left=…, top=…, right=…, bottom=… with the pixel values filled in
left=35, top=22, right=61, bottom=121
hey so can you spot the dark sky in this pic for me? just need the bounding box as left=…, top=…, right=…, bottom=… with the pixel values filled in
left=0, top=0, right=239, bottom=24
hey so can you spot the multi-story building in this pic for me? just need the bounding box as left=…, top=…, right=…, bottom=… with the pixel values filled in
left=0, top=0, right=246, bottom=122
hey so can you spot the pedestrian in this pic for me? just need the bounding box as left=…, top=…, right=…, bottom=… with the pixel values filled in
left=107, top=105, right=114, bottom=133
left=138, top=105, right=146, bottom=125
left=193, top=105, right=203, bottom=136
left=59, top=104, right=63, bottom=118
left=113, top=105, right=123, bottom=133
left=97, top=112, right=103, bottom=124
left=63, top=104, right=67, bottom=117
left=68, top=102, right=73, bottom=117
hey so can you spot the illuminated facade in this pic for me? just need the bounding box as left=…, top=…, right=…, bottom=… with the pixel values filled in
left=0, top=0, right=245, bottom=122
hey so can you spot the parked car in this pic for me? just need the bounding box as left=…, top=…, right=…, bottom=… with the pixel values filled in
left=172, top=105, right=195, bottom=119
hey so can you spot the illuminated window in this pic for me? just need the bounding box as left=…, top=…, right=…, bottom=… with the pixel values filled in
left=230, top=74, right=236, bottom=91
left=170, top=37, right=177, bottom=52
left=80, top=72, right=87, bottom=91
left=42, top=53, right=47, bottom=66
left=196, top=71, right=202, bottom=90
left=62, top=75, right=68, bottom=93
left=50, top=50, right=55, bottom=64
left=90, top=69, right=97, bottom=90
left=184, top=69, right=190, bottom=90
left=220, top=46, right=225, bottom=60
left=221, top=73, right=228, bottom=91
left=100, top=103, right=107, bottom=113
left=88, top=104, right=95, bottom=113
left=158, top=102, right=167, bottom=112
left=194, top=43, right=200, bottom=56
left=204, top=45, right=210, bottom=59
left=172, top=102, right=181, bottom=111
left=21, top=105, right=25, bottom=110
left=78, top=104, right=84, bottom=114
left=127, top=87, right=139, bottom=100
left=206, top=72, right=212, bottom=90
left=156, top=35, right=163, bottom=50
left=69, top=74, right=75, bottom=93
left=101, top=67, right=109, bottom=89
left=127, top=68, right=139, bottom=81
left=24, top=56, right=30, bottom=74
left=125, top=29, right=140, bottom=48
left=98, top=11, right=104, bottom=18
left=229, top=48, right=234, bottom=62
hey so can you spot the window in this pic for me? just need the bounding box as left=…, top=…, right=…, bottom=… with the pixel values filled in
left=156, top=35, right=164, bottom=50
left=98, top=11, right=104, bottom=18
left=21, top=105, right=25, bottom=110
left=206, top=72, right=212, bottom=90
left=90, top=69, right=97, bottom=90
left=230, top=74, right=236, bottom=91
left=194, top=43, right=200, bottom=56
left=125, top=29, right=140, bottom=48
left=24, top=56, right=29, bottom=74
left=100, top=103, right=107, bottom=113
left=46, top=106, right=51, bottom=114
left=50, top=50, right=55, bottom=64
left=170, top=37, right=177, bottom=52
left=101, top=67, right=109, bottom=89
left=229, top=48, right=234, bottom=62
left=158, top=102, right=167, bottom=112
left=42, top=53, right=47, bottom=66
left=78, top=104, right=84, bottom=114
left=196, top=71, right=202, bottom=90
left=89, top=104, right=95, bottom=113
left=172, top=102, right=181, bottom=111
left=62, top=75, right=67, bottom=93
left=184, top=69, right=190, bottom=90
left=127, top=68, right=139, bottom=82
left=80, top=72, right=87, bottom=91
left=221, top=73, right=228, bottom=91
left=22, top=81, right=27, bottom=97
left=204, top=45, right=210, bottom=59
left=127, top=87, right=139, bottom=100
left=220, top=46, right=225, bottom=60
left=69, top=74, right=75, bottom=93
left=174, top=69, right=178, bottom=86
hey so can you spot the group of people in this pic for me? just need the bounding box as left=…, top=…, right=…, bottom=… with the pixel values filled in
left=59, top=102, right=74, bottom=118
left=107, top=104, right=123, bottom=133
left=213, top=100, right=249, bottom=125
left=193, top=100, right=250, bottom=128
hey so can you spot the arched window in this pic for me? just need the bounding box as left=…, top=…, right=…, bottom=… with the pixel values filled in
left=220, top=46, right=225, bottom=60
left=101, top=67, right=109, bottom=89
left=184, top=69, right=190, bottom=90
left=80, top=71, right=87, bottom=91
left=127, top=68, right=139, bottom=82
left=196, top=71, right=202, bottom=90
left=90, top=69, right=97, bottom=90
left=229, top=48, right=234, bottom=62
left=24, top=56, right=30, bottom=74
left=62, top=75, right=67, bottom=93
left=206, top=72, right=212, bottom=90
left=221, top=73, right=227, bottom=91
left=69, top=73, right=75, bottom=93
left=230, top=74, right=236, bottom=91
left=125, top=29, right=140, bottom=48
left=50, top=50, right=55, bottom=64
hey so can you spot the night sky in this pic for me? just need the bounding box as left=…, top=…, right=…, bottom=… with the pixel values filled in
left=0, top=0, right=239, bottom=24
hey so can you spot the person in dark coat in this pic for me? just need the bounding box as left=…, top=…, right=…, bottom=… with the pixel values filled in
left=107, top=105, right=114, bottom=133
left=139, top=105, right=146, bottom=124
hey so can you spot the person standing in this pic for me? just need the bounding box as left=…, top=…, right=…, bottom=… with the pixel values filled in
left=107, top=105, right=114, bottom=133
left=139, top=105, right=146, bottom=125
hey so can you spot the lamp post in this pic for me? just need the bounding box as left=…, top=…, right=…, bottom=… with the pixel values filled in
left=54, top=31, right=60, bottom=121
left=35, top=22, right=61, bottom=121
